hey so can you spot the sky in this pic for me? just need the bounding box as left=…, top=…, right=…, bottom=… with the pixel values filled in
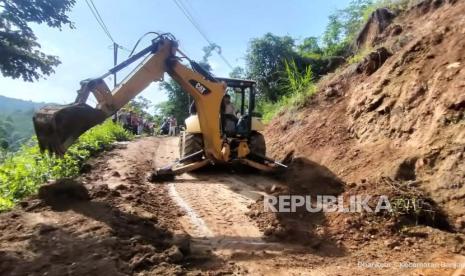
left=0, top=0, right=352, bottom=107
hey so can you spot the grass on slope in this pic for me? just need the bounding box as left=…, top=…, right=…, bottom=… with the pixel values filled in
left=0, top=121, right=133, bottom=211
left=259, top=59, right=318, bottom=123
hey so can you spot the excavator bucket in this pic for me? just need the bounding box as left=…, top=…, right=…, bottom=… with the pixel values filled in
left=33, top=103, right=107, bottom=156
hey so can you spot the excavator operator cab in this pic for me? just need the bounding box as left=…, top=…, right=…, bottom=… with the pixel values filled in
left=216, top=77, right=260, bottom=137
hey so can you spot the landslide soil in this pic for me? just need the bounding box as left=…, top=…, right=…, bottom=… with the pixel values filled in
left=266, top=0, right=465, bottom=228
left=0, top=136, right=464, bottom=275
left=1, top=1, right=465, bottom=275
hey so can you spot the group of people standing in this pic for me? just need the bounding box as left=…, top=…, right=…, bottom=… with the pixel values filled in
left=116, top=93, right=236, bottom=137
left=116, top=110, right=178, bottom=136
left=117, top=110, right=154, bottom=135
left=159, top=116, right=178, bottom=136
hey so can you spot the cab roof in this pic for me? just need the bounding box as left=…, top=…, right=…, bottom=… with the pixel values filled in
left=216, top=77, right=256, bottom=88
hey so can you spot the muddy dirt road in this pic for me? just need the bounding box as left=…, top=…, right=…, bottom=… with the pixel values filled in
left=1, top=137, right=464, bottom=275
left=153, top=137, right=317, bottom=275
left=152, top=137, right=465, bottom=276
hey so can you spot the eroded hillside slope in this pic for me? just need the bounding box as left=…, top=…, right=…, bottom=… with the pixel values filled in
left=265, top=0, right=465, bottom=228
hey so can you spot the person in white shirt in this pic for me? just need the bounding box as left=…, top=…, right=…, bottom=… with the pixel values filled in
left=168, top=116, right=177, bottom=136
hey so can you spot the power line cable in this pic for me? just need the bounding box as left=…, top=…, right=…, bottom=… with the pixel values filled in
left=173, top=0, right=211, bottom=44
left=84, top=0, right=115, bottom=43
left=171, top=0, right=234, bottom=70
left=89, top=0, right=113, bottom=38
left=217, top=53, right=234, bottom=70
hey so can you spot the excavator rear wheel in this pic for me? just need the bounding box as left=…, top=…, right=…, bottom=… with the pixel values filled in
left=179, top=133, right=204, bottom=163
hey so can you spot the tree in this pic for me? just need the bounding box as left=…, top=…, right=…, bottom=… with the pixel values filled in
left=323, top=14, right=344, bottom=51
left=201, top=43, right=220, bottom=64
left=322, top=0, right=374, bottom=56
left=0, top=123, right=8, bottom=150
left=124, top=96, right=153, bottom=119
left=342, top=0, right=375, bottom=42
left=298, top=37, right=323, bottom=56
left=126, top=96, right=151, bottom=114
left=229, top=66, right=246, bottom=79
left=160, top=79, right=191, bottom=123
left=246, top=33, right=297, bottom=102
left=158, top=44, right=215, bottom=123
left=154, top=101, right=174, bottom=123
left=0, top=0, right=76, bottom=81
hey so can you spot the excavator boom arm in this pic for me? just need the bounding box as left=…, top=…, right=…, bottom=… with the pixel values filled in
left=33, top=36, right=224, bottom=159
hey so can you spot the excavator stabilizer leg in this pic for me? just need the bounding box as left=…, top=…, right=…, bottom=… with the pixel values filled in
left=148, top=159, right=211, bottom=182
left=33, top=103, right=107, bottom=156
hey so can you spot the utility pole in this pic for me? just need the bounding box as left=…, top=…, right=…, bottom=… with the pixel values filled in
left=113, top=42, right=118, bottom=88
left=112, top=42, right=118, bottom=122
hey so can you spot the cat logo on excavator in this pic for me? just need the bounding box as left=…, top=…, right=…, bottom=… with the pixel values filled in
left=189, top=79, right=210, bottom=95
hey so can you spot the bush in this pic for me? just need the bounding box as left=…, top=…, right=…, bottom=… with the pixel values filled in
left=347, top=46, right=374, bottom=64
left=260, top=85, right=317, bottom=123
left=0, top=120, right=133, bottom=211
left=260, top=61, right=317, bottom=122
left=282, top=59, right=313, bottom=95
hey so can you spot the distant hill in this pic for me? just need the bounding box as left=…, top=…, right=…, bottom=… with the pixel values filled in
left=0, top=95, right=46, bottom=114
left=0, top=95, right=47, bottom=151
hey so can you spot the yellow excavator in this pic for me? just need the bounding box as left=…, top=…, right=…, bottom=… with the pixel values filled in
left=33, top=34, right=287, bottom=181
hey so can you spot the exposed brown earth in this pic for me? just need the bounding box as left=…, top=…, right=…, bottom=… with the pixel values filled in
left=265, top=0, right=465, bottom=231
left=1, top=1, right=465, bottom=275
left=0, top=136, right=463, bottom=275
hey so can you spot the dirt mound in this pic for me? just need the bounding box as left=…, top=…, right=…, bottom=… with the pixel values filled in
left=247, top=172, right=461, bottom=264
left=280, top=157, right=344, bottom=195
left=242, top=156, right=345, bottom=245
left=38, top=179, right=90, bottom=210
left=265, top=0, right=465, bottom=233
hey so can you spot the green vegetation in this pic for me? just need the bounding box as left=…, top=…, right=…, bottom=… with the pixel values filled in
left=156, top=45, right=215, bottom=124
left=259, top=60, right=317, bottom=122
left=347, top=46, right=374, bottom=64
left=0, top=111, right=37, bottom=151
left=0, top=95, right=46, bottom=152
left=157, top=80, right=191, bottom=123
left=283, top=60, right=314, bottom=95
left=153, top=0, right=407, bottom=123
left=260, top=86, right=317, bottom=123
left=249, top=0, right=409, bottom=121
left=246, top=33, right=299, bottom=103
left=0, top=0, right=76, bottom=82
left=0, top=121, right=133, bottom=211
left=245, top=0, right=385, bottom=110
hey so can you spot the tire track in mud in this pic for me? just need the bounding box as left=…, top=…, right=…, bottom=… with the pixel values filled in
left=153, top=137, right=283, bottom=253
left=167, top=182, right=213, bottom=237
left=153, top=137, right=332, bottom=275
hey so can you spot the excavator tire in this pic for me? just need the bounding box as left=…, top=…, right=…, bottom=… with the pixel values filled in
left=179, top=133, right=204, bottom=163
left=248, top=132, right=266, bottom=157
